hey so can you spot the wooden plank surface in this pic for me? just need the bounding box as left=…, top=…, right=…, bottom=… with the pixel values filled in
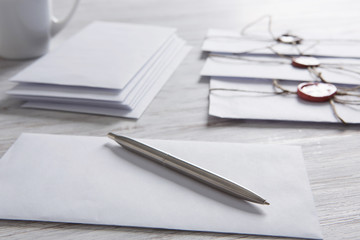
left=1, top=0, right=360, bottom=239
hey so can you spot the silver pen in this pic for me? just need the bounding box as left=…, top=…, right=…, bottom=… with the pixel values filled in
left=108, top=133, right=269, bottom=205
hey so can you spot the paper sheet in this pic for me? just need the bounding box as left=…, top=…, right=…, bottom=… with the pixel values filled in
left=0, top=133, right=322, bottom=239
left=9, top=37, right=186, bottom=110
left=7, top=36, right=184, bottom=106
left=10, top=21, right=176, bottom=89
left=209, top=77, right=360, bottom=124
left=22, top=46, right=191, bottom=118
left=7, top=21, right=190, bottom=118
left=201, top=56, right=360, bottom=85
left=202, top=29, right=360, bottom=58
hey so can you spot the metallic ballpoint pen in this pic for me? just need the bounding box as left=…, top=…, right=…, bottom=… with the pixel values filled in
left=108, top=133, right=269, bottom=205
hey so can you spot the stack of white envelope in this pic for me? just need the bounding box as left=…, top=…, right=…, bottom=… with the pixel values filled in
left=201, top=26, right=360, bottom=124
left=7, top=21, right=191, bottom=118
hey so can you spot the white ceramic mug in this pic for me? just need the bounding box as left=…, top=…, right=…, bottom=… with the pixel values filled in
left=0, top=0, right=80, bottom=60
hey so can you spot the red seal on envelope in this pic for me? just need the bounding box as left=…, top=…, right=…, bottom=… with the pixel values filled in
left=297, top=82, right=337, bottom=102
left=277, top=34, right=302, bottom=44
left=292, top=56, right=320, bottom=68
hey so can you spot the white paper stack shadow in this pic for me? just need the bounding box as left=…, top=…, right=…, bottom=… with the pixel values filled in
left=7, top=21, right=191, bottom=118
left=201, top=24, right=360, bottom=124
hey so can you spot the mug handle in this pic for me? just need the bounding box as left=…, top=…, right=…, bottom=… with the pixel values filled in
left=50, top=0, right=81, bottom=36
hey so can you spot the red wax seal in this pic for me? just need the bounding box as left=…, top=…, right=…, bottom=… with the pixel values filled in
left=297, top=82, right=337, bottom=102
left=292, top=56, right=320, bottom=68
left=277, top=34, right=302, bottom=44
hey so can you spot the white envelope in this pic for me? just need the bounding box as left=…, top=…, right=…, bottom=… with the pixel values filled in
left=202, top=29, right=360, bottom=58
left=22, top=46, right=191, bottom=118
left=0, top=133, right=322, bottom=239
left=209, top=77, right=360, bottom=124
left=10, top=21, right=176, bottom=89
left=8, top=37, right=186, bottom=110
left=201, top=55, right=360, bottom=85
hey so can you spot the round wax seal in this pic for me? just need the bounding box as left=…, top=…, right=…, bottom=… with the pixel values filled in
left=292, top=56, right=320, bottom=68
left=277, top=34, right=302, bottom=44
left=297, top=82, right=337, bottom=102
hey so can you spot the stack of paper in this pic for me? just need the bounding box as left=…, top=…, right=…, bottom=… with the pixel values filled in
left=7, top=21, right=191, bottom=118
left=201, top=24, right=360, bottom=124
left=0, top=133, right=322, bottom=239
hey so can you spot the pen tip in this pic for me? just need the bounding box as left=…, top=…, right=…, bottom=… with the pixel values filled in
left=107, top=132, right=116, bottom=140
left=264, top=201, right=270, bottom=205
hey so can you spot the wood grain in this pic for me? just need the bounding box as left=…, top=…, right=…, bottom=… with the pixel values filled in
left=1, top=0, right=360, bottom=239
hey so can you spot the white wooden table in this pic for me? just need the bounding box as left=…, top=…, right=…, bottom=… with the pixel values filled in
left=1, top=0, right=360, bottom=239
